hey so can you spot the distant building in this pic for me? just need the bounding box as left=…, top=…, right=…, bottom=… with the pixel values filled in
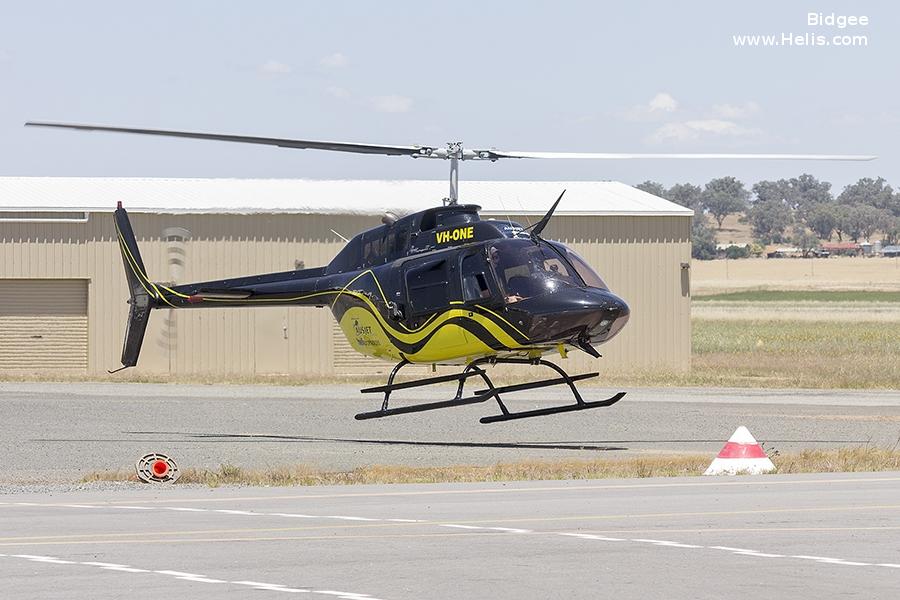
left=821, top=241, right=862, bottom=257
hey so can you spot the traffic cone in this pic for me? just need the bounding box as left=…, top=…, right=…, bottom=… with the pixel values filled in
left=703, top=426, right=775, bottom=475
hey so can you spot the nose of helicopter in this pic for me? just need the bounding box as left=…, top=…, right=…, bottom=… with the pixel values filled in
left=521, top=287, right=630, bottom=344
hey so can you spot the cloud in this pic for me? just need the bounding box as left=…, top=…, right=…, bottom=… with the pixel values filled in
left=325, top=86, right=351, bottom=99
left=371, top=95, right=413, bottom=113
left=647, top=92, right=678, bottom=112
left=320, top=52, right=349, bottom=69
left=624, top=92, right=678, bottom=120
left=712, top=101, right=760, bottom=119
left=647, top=119, right=761, bottom=144
left=259, top=59, right=292, bottom=75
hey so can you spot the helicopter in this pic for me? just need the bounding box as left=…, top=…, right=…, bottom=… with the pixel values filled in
left=25, top=121, right=876, bottom=423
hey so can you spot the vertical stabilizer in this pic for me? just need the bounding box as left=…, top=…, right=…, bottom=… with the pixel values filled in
left=113, top=203, right=156, bottom=369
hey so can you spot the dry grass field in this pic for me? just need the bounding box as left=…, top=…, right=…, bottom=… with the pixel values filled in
left=693, top=256, right=900, bottom=294
left=712, top=213, right=755, bottom=246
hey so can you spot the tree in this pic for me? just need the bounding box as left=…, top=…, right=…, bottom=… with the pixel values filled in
left=838, top=177, right=898, bottom=215
left=701, top=176, right=749, bottom=229
left=834, top=204, right=853, bottom=241
left=667, top=183, right=702, bottom=210
left=789, top=174, right=833, bottom=220
left=635, top=180, right=669, bottom=199
left=843, top=204, right=883, bottom=242
left=691, top=215, right=717, bottom=260
left=791, top=228, right=820, bottom=258
left=806, top=203, right=838, bottom=241
left=724, top=245, right=750, bottom=259
left=746, top=198, right=793, bottom=243
left=882, top=214, right=900, bottom=245
left=752, top=179, right=791, bottom=204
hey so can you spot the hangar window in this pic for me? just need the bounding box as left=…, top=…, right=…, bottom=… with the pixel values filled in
left=0, top=211, right=88, bottom=223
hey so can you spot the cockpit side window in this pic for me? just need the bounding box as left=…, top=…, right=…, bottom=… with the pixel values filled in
left=460, top=253, right=493, bottom=303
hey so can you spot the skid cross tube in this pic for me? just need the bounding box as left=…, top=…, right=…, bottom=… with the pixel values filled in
left=353, top=356, right=626, bottom=423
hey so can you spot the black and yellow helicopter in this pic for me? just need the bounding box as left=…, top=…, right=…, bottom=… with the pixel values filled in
left=26, top=121, right=876, bottom=423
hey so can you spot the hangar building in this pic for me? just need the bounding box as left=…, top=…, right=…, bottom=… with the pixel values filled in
left=0, top=178, right=693, bottom=378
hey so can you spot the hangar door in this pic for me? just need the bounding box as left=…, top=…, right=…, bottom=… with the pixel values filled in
left=0, top=279, right=88, bottom=370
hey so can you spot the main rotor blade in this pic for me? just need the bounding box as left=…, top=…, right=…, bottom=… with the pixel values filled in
left=485, top=150, right=877, bottom=161
left=24, top=122, right=426, bottom=157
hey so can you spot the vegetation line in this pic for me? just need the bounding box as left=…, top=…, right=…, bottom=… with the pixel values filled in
left=694, top=290, right=900, bottom=302
left=81, top=447, right=900, bottom=487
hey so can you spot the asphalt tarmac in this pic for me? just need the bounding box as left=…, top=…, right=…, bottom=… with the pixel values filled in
left=2, top=382, right=899, bottom=483
left=2, top=472, right=899, bottom=599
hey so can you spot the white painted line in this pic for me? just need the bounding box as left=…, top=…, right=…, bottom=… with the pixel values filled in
left=385, top=518, right=422, bottom=523
left=631, top=539, right=704, bottom=549
left=325, top=516, right=380, bottom=521
left=558, top=533, right=626, bottom=541
left=487, top=527, right=532, bottom=533
left=271, top=513, right=317, bottom=518
left=232, top=580, right=294, bottom=590
left=214, top=509, right=259, bottom=515
left=60, top=504, right=101, bottom=509
left=12, top=554, right=76, bottom=564
left=155, top=570, right=226, bottom=583
left=878, top=563, right=900, bottom=568
left=3, top=554, right=378, bottom=597
left=82, top=561, right=149, bottom=572
left=116, top=506, right=154, bottom=510
left=792, top=555, right=871, bottom=566
left=710, top=546, right=784, bottom=558
left=99, top=565, right=151, bottom=573
left=439, top=524, right=484, bottom=530
left=163, top=507, right=208, bottom=512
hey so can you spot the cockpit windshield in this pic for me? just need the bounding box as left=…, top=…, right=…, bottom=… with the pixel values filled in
left=487, top=240, right=582, bottom=303
left=555, top=247, right=608, bottom=290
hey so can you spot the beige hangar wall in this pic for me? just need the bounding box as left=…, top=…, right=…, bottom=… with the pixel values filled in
left=0, top=211, right=691, bottom=378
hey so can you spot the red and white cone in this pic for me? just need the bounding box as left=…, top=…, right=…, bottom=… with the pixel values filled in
left=703, top=426, right=775, bottom=475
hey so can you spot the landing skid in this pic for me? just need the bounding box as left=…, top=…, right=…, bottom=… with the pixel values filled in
left=354, top=357, right=625, bottom=423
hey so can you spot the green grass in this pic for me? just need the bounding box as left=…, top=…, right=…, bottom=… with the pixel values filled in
left=688, top=319, right=900, bottom=388
left=694, top=290, right=900, bottom=302
left=693, top=319, right=900, bottom=355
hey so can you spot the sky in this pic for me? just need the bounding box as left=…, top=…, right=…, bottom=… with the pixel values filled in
left=1, top=1, right=897, bottom=196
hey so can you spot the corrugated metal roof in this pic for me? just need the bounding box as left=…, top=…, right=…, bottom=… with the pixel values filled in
left=0, top=177, right=693, bottom=217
